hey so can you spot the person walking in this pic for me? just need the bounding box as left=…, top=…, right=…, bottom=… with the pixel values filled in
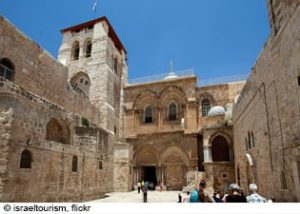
left=246, top=183, right=267, bottom=203
left=142, top=186, right=148, bottom=203
left=178, top=188, right=183, bottom=203
left=224, top=183, right=247, bottom=203
left=137, top=181, right=141, bottom=194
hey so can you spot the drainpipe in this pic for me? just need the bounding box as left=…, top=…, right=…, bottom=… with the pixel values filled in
left=260, top=83, right=273, bottom=171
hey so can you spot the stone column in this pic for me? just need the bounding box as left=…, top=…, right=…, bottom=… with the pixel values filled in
left=203, top=145, right=212, bottom=162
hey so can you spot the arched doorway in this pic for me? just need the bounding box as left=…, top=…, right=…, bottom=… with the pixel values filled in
left=135, top=150, right=158, bottom=189
left=162, top=147, right=188, bottom=190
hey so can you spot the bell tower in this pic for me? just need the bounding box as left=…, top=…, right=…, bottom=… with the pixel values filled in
left=58, top=17, right=128, bottom=135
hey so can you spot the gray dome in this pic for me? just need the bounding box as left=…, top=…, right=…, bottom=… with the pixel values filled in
left=208, top=106, right=225, bottom=116
left=164, top=72, right=178, bottom=80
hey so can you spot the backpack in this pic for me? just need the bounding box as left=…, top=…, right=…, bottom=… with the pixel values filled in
left=190, top=190, right=199, bottom=202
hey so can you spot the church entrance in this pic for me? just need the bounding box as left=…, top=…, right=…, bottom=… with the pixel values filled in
left=142, top=166, right=157, bottom=189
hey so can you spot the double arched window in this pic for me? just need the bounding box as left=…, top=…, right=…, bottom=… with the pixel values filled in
left=20, top=149, right=32, bottom=168
left=0, top=58, right=14, bottom=81
left=168, top=103, right=177, bottom=121
left=144, top=106, right=153, bottom=124
left=72, top=41, right=80, bottom=60
left=201, top=98, right=211, bottom=117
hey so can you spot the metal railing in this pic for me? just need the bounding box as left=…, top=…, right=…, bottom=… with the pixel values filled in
left=128, top=69, right=195, bottom=85
left=198, top=73, right=248, bottom=86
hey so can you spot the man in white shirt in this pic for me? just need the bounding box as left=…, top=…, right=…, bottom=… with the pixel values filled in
left=246, top=183, right=267, bottom=203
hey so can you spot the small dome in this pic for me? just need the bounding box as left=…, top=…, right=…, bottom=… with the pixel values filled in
left=164, top=72, right=178, bottom=80
left=208, top=106, right=225, bottom=116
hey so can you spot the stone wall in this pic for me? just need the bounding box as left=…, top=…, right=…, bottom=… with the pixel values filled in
left=0, top=80, right=115, bottom=201
left=233, top=5, right=300, bottom=202
left=0, top=16, right=118, bottom=202
left=0, top=17, right=100, bottom=126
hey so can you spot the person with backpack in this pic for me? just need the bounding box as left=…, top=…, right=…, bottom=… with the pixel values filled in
left=189, top=187, right=199, bottom=202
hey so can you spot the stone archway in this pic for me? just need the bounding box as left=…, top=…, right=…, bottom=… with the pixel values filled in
left=161, top=147, right=188, bottom=190
left=133, top=145, right=160, bottom=189
left=135, top=151, right=158, bottom=188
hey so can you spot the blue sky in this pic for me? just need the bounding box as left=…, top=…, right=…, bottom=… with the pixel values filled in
left=0, top=0, right=269, bottom=80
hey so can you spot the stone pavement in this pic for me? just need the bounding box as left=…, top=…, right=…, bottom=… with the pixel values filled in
left=89, top=190, right=179, bottom=203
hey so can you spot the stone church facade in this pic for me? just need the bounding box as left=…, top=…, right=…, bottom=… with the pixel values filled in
left=0, top=0, right=300, bottom=202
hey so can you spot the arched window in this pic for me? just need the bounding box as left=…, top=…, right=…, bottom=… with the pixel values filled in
left=0, top=58, right=14, bottom=81
left=201, top=99, right=211, bottom=117
left=72, top=156, right=78, bottom=172
left=46, top=118, right=70, bottom=144
left=144, top=106, right=153, bottom=124
left=84, top=39, right=92, bottom=57
left=169, top=103, right=177, bottom=121
left=114, top=58, right=118, bottom=74
left=20, top=149, right=32, bottom=168
left=211, top=135, right=230, bottom=162
left=72, top=41, right=80, bottom=60
left=70, top=72, right=90, bottom=97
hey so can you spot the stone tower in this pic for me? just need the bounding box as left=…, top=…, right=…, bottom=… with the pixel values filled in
left=267, top=0, right=300, bottom=35
left=58, top=17, right=132, bottom=192
left=58, top=17, right=127, bottom=135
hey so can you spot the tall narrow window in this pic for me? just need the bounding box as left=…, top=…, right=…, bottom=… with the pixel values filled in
left=114, top=58, right=118, bottom=74
left=251, top=132, right=255, bottom=148
left=84, top=40, right=92, bottom=57
left=20, top=149, right=32, bottom=168
left=169, top=103, right=177, bottom=121
left=145, top=106, right=153, bottom=123
left=72, top=41, right=80, bottom=60
left=201, top=99, right=211, bottom=117
left=298, top=75, right=300, bottom=86
left=72, top=156, right=78, bottom=172
left=99, top=161, right=103, bottom=170
left=0, top=58, right=14, bottom=81
left=280, top=171, right=287, bottom=189
left=237, top=166, right=241, bottom=186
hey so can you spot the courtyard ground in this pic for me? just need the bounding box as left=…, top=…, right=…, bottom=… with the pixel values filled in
left=89, top=190, right=178, bottom=203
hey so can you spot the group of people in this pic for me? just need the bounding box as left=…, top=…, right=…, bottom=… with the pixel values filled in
left=178, top=180, right=270, bottom=203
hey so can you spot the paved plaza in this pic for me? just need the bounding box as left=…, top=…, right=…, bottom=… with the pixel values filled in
left=89, top=191, right=179, bottom=203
